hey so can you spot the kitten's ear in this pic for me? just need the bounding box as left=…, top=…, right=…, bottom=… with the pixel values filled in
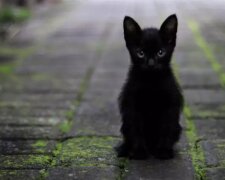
left=160, top=14, right=178, bottom=44
left=123, top=16, right=142, bottom=44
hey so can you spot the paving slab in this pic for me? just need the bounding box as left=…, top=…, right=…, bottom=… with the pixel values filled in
left=0, top=170, right=40, bottom=180
left=0, top=126, right=61, bottom=140
left=47, top=167, right=120, bottom=180
left=184, top=89, right=225, bottom=105
left=195, top=119, right=225, bottom=140
left=124, top=154, right=194, bottom=180
left=0, top=117, right=61, bottom=126
left=0, top=140, right=56, bottom=155
left=0, top=107, right=66, bottom=118
left=189, top=104, right=225, bottom=119
left=205, top=168, right=225, bottom=180
left=201, top=140, right=225, bottom=168
left=179, top=69, right=221, bottom=88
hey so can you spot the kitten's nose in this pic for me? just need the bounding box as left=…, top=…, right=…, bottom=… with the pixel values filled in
left=148, top=59, right=154, bottom=66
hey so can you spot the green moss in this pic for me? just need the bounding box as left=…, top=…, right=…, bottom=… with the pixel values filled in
left=0, top=6, right=31, bottom=24
left=197, top=111, right=223, bottom=118
left=58, top=120, right=72, bottom=134
left=53, top=143, right=63, bottom=157
left=117, top=158, right=129, bottom=180
left=25, top=155, right=52, bottom=167
left=215, top=141, right=225, bottom=167
left=32, top=140, right=48, bottom=148
left=0, top=63, right=14, bottom=75
left=65, top=110, right=74, bottom=120
left=58, top=137, right=119, bottom=167
left=189, top=105, right=225, bottom=119
left=172, top=60, right=207, bottom=179
left=51, top=142, right=62, bottom=167
left=76, top=67, right=94, bottom=102
left=58, top=68, right=94, bottom=134
left=217, top=143, right=225, bottom=148
left=0, top=46, right=34, bottom=55
left=184, top=106, right=192, bottom=119
left=183, top=105, right=206, bottom=180
left=31, top=140, right=48, bottom=153
left=188, top=20, right=225, bottom=88
left=1, top=155, right=52, bottom=168
left=31, top=73, right=50, bottom=81
left=51, top=142, right=63, bottom=166
left=0, top=170, right=17, bottom=177
left=0, top=46, right=36, bottom=76
left=39, top=169, right=49, bottom=180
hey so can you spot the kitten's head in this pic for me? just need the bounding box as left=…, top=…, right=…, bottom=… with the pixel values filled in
left=123, top=14, right=178, bottom=71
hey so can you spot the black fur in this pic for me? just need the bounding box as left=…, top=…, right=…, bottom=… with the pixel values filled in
left=116, top=14, right=183, bottom=160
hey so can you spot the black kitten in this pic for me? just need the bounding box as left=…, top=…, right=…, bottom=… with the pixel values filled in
left=116, top=14, right=183, bottom=160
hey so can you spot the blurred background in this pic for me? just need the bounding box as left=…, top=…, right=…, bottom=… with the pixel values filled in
left=0, top=0, right=225, bottom=179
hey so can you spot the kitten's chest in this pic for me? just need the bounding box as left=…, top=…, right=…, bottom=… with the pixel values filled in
left=136, top=84, right=169, bottom=106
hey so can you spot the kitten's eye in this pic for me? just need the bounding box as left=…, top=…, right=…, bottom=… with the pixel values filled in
left=157, top=49, right=166, bottom=57
left=136, top=49, right=145, bottom=58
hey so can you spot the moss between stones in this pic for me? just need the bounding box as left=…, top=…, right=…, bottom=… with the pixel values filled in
left=58, top=67, right=94, bottom=134
left=184, top=106, right=206, bottom=180
left=217, top=142, right=225, bottom=148
left=0, top=46, right=32, bottom=55
left=188, top=20, right=225, bottom=88
left=58, top=137, right=119, bottom=167
left=58, top=120, right=73, bottom=134
left=0, top=170, right=18, bottom=177
left=0, top=63, right=15, bottom=75
left=31, top=73, right=51, bottom=81
left=0, top=46, right=36, bottom=75
left=39, top=169, right=49, bottom=180
left=214, top=141, right=225, bottom=168
left=189, top=104, right=225, bottom=119
left=32, top=140, right=48, bottom=148
left=25, top=155, right=52, bottom=168
left=117, top=158, right=129, bottom=180
left=31, top=140, right=48, bottom=154
left=174, top=56, right=208, bottom=179
left=1, top=155, right=52, bottom=168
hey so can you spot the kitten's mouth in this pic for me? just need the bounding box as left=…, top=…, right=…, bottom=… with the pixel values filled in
left=141, top=63, right=162, bottom=71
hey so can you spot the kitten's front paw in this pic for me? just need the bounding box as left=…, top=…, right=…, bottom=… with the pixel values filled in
left=129, top=151, right=148, bottom=160
left=115, top=143, right=129, bottom=157
left=129, top=147, right=149, bottom=160
left=152, top=148, right=174, bottom=160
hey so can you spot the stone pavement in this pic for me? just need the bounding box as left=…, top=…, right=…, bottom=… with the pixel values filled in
left=0, top=0, right=225, bottom=179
